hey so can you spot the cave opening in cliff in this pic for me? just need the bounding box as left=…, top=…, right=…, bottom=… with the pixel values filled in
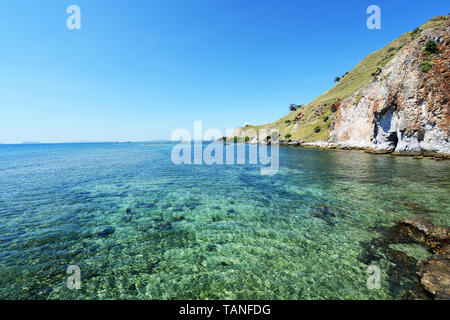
left=387, top=132, right=399, bottom=150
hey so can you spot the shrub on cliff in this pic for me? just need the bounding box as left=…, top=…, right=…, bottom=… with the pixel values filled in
left=411, top=27, right=421, bottom=37
left=233, top=137, right=238, bottom=143
left=330, top=101, right=340, bottom=113
left=371, top=67, right=382, bottom=77
left=424, top=41, right=439, bottom=55
left=314, top=126, right=321, bottom=133
left=421, top=60, right=433, bottom=73
left=284, top=134, right=292, bottom=140
left=387, top=47, right=396, bottom=53
left=290, top=104, right=299, bottom=112
left=245, top=136, right=250, bottom=143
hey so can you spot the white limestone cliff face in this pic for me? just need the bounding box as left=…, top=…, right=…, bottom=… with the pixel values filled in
left=230, top=127, right=247, bottom=139
left=329, top=23, right=450, bottom=155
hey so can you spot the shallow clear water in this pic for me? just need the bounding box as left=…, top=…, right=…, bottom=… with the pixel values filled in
left=0, top=143, right=449, bottom=299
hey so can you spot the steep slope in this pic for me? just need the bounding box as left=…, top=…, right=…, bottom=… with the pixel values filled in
left=231, top=16, right=449, bottom=154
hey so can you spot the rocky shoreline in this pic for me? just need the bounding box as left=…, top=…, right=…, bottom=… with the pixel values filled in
left=291, top=140, right=450, bottom=160
left=235, top=139, right=450, bottom=160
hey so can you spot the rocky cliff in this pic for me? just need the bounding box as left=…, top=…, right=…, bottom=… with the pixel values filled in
left=230, top=16, right=450, bottom=156
left=330, top=20, right=450, bottom=154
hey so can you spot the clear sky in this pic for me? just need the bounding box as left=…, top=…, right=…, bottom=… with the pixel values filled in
left=0, top=0, right=448, bottom=143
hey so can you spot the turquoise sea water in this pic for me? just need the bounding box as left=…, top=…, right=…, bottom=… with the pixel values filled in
left=0, top=142, right=449, bottom=300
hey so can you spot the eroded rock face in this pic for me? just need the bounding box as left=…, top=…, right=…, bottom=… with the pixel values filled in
left=330, top=22, right=450, bottom=154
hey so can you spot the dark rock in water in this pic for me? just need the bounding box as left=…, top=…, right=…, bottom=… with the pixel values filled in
left=323, top=206, right=336, bottom=218
left=435, top=291, right=450, bottom=300
left=153, top=221, right=173, bottom=231
left=89, top=245, right=100, bottom=252
left=173, top=216, right=185, bottom=222
left=185, top=204, right=198, bottom=211
left=404, top=289, right=431, bottom=300
left=221, top=261, right=228, bottom=267
left=126, top=208, right=132, bottom=214
left=227, top=209, right=236, bottom=214
left=98, top=227, right=115, bottom=237
left=394, top=217, right=449, bottom=253
left=417, top=254, right=450, bottom=299
left=392, top=217, right=450, bottom=300
left=213, top=206, right=221, bottom=210
left=181, top=198, right=201, bottom=211
left=135, top=202, right=156, bottom=209
left=146, top=258, right=161, bottom=274
left=128, top=283, right=137, bottom=293
left=359, top=226, right=430, bottom=300
left=401, top=202, right=432, bottom=214
left=365, top=149, right=394, bottom=155
left=312, top=206, right=336, bottom=226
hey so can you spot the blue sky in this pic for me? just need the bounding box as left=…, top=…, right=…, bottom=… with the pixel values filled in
left=0, top=0, right=448, bottom=143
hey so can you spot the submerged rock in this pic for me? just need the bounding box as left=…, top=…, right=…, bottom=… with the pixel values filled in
left=312, top=205, right=336, bottom=226
left=98, top=227, right=115, bottom=237
left=173, top=216, right=185, bottom=222
left=417, top=254, right=450, bottom=300
left=400, top=202, right=432, bottom=215
left=134, top=202, right=156, bottom=209
left=358, top=226, right=428, bottom=299
left=153, top=221, right=173, bottom=231
left=388, top=243, right=431, bottom=261
left=365, top=149, right=394, bottom=155
left=394, top=217, right=450, bottom=300
left=395, top=216, right=449, bottom=252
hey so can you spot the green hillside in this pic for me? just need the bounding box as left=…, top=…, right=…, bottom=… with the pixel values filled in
left=232, top=15, right=449, bottom=143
